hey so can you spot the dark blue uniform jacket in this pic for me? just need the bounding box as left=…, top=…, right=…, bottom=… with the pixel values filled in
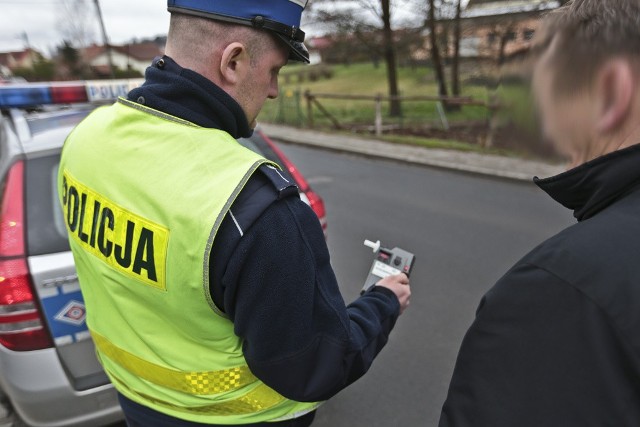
left=118, top=57, right=401, bottom=427
left=440, top=144, right=640, bottom=426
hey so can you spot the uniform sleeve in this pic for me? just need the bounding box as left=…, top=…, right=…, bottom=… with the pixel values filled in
left=439, top=263, right=640, bottom=427
left=219, top=195, right=401, bottom=402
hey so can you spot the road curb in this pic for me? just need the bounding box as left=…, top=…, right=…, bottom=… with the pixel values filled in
left=259, top=123, right=564, bottom=182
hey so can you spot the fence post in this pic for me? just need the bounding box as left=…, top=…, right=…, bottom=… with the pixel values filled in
left=375, top=94, right=382, bottom=137
left=436, top=101, right=450, bottom=131
left=305, top=90, right=314, bottom=129
left=295, top=90, right=303, bottom=127
left=276, top=90, right=285, bottom=124
left=484, top=94, right=500, bottom=148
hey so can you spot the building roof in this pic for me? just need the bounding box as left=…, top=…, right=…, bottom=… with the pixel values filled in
left=467, top=0, right=507, bottom=5
left=80, top=44, right=104, bottom=63
left=0, top=49, right=38, bottom=68
left=116, top=42, right=163, bottom=61
left=463, top=0, right=559, bottom=19
left=308, top=36, right=333, bottom=50
left=81, top=42, right=163, bottom=63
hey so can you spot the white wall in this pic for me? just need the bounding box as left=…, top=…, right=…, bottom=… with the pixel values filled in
left=90, top=51, right=151, bottom=75
left=0, top=64, right=11, bottom=77
left=308, top=50, right=322, bottom=65
left=460, top=37, right=481, bottom=57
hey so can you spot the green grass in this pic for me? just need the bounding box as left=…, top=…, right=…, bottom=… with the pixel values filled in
left=257, top=62, right=544, bottom=157
left=494, top=83, right=538, bottom=132
left=283, top=62, right=438, bottom=94
left=259, top=62, right=492, bottom=129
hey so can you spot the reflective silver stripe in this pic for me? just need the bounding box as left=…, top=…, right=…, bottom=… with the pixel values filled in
left=0, top=302, right=36, bottom=315
left=269, top=402, right=323, bottom=422
left=229, top=210, right=244, bottom=237
left=117, top=98, right=199, bottom=127
left=202, top=159, right=275, bottom=318
left=267, top=164, right=290, bottom=183
left=0, top=319, right=42, bottom=333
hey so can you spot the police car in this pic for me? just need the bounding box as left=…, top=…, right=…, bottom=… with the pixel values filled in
left=0, top=80, right=326, bottom=427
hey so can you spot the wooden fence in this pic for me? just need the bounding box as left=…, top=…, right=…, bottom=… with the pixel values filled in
left=303, top=91, right=497, bottom=137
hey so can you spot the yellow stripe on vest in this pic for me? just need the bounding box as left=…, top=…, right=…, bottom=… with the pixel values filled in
left=91, top=331, right=258, bottom=395
left=111, top=374, right=287, bottom=416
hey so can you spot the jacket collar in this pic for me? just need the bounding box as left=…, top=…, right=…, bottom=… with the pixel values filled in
left=127, top=55, right=252, bottom=139
left=534, top=144, right=640, bottom=221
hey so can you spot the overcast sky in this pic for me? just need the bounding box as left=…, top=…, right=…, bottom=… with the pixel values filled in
left=0, top=0, right=171, bottom=54
left=0, top=0, right=469, bottom=56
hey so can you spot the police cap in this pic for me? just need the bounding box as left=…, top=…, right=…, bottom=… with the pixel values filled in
left=167, top=0, right=310, bottom=64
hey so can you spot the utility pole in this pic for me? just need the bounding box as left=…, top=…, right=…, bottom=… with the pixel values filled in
left=93, top=0, right=115, bottom=78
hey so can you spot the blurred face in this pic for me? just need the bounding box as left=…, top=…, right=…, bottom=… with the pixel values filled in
left=532, top=39, right=595, bottom=167
left=236, top=39, right=289, bottom=129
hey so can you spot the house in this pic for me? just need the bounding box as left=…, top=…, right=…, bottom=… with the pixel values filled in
left=307, top=36, right=333, bottom=65
left=308, top=29, right=424, bottom=66
left=0, top=64, right=10, bottom=78
left=0, top=48, right=42, bottom=73
left=412, top=0, right=560, bottom=65
left=459, top=0, right=560, bottom=60
left=81, top=42, right=164, bottom=77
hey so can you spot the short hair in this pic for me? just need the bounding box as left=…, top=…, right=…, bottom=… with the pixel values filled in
left=166, top=12, right=275, bottom=67
left=534, top=0, right=640, bottom=94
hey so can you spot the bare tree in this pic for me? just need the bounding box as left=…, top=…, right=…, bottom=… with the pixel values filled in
left=482, top=21, right=518, bottom=73
left=381, top=0, right=402, bottom=116
left=59, top=40, right=82, bottom=78
left=451, top=0, right=462, bottom=97
left=310, top=0, right=407, bottom=116
left=57, top=0, right=96, bottom=48
left=427, top=0, right=449, bottom=100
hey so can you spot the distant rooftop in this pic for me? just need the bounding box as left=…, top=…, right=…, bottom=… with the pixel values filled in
left=81, top=42, right=163, bottom=62
left=463, top=0, right=560, bottom=18
left=0, top=49, right=37, bottom=67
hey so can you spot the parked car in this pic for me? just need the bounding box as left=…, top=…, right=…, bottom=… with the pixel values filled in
left=0, top=81, right=326, bottom=427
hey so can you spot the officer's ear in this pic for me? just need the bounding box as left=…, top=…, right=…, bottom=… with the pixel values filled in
left=220, top=42, right=250, bottom=86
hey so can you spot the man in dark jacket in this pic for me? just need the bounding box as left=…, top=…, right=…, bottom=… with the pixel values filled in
left=440, top=1, right=640, bottom=425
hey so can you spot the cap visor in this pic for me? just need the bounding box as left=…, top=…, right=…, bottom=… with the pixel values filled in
left=275, top=34, right=310, bottom=64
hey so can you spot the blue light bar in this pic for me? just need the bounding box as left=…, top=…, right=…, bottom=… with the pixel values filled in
left=0, top=79, right=144, bottom=109
left=0, top=86, right=51, bottom=109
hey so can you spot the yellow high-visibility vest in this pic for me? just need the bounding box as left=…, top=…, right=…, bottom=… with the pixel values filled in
left=59, top=98, right=320, bottom=424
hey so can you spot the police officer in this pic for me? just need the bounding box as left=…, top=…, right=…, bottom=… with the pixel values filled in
left=59, top=1, right=411, bottom=426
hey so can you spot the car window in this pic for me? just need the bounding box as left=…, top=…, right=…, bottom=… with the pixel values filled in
left=25, top=155, right=70, bottom=255
left=246, top=134, right=292, bottom=181
left=239, top=137, right=287, bottom=175
left=26, top=110, right=91, bottom=135
left=238, top=138, right=261, bottom=153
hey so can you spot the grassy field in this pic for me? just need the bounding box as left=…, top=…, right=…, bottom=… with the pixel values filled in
left=258, top=62, right=493, bottom=130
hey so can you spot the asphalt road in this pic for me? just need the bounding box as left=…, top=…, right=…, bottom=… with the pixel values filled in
left=275, top=142, right=575, bottom=427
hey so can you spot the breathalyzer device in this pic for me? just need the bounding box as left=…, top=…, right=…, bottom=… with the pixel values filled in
left=361, top=240, right=416, bottom=295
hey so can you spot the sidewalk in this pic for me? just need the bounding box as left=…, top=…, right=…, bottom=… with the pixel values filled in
left=259, top=123, right=564, bottom=182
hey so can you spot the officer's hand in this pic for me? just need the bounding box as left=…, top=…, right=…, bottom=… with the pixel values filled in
left=376, top=273, right=411, bottom=315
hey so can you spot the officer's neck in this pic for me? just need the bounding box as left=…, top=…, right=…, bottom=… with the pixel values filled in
left=127, top=55, right=253, bottom=139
